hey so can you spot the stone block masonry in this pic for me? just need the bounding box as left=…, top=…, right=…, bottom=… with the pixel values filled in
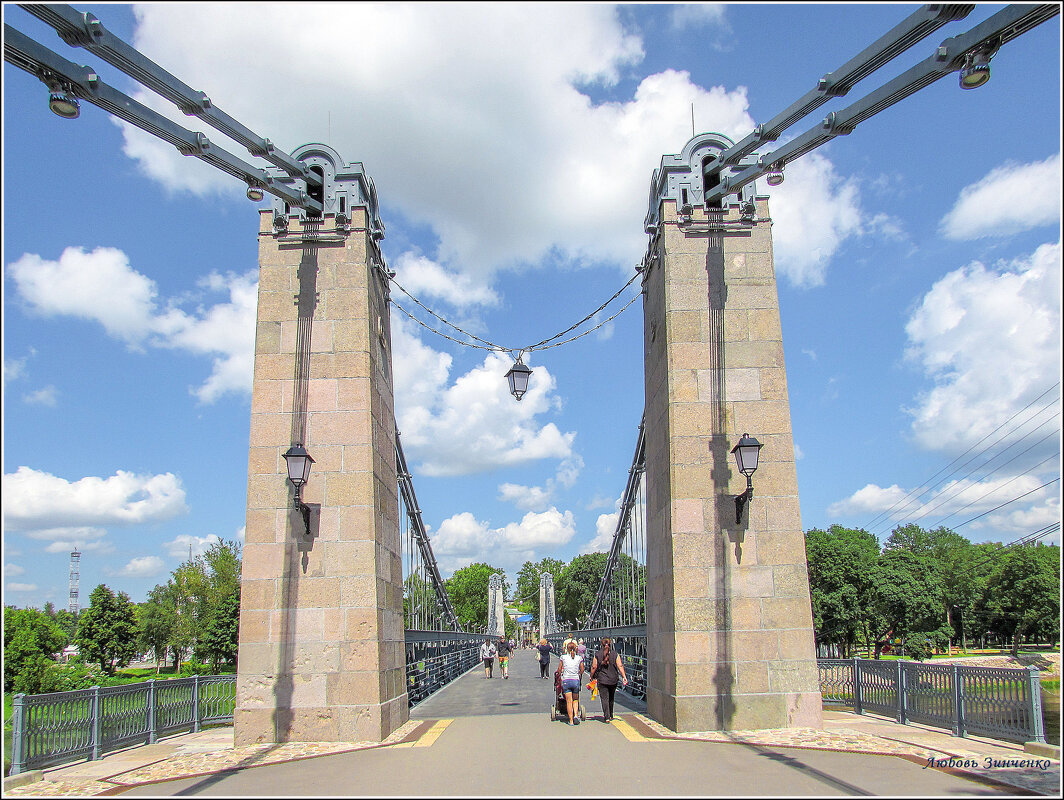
left=642, top=191, right=822, bottom=733
left=236, top=206, right=407, bottom=745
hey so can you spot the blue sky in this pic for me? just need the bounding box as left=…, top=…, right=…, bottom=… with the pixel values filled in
left=3, top=4, right=1061, bottom=611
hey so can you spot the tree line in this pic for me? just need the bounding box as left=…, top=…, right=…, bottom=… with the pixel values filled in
left=7, top=522, right=1059, bottom=694
left=441, top=553, right=627, bottom=634
left=806, top=523, right=1060, bottom=659
left=4, top=540, right=241, bottom=694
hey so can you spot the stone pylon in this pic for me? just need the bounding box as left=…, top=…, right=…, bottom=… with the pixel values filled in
left=488, top=573, right=506, bottom=638
left=539, top=572, right=556, bottom=637
left=235, top=144, right=407, bottom=745
left=641, top=133, right=822, bottom=732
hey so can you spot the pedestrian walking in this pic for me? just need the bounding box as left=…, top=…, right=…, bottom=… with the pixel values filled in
left=577, top=638, right=587, bottom=658
left=497, top=636, right=512, bottom=679
left=480, top=638, right=497, bottom=678
left=536, top=638, right=553, bottom=678
left=557, top=640, right=585, bottom=725
left=589, top=637, right=628, bottom=722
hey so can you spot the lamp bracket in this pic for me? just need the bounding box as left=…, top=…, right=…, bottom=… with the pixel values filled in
left=734, top=477, right=754, bottom=524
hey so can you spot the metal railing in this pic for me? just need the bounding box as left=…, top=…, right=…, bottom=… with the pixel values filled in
left=404, top=631, right=484, bottom=707
left=819, top=658, right=1045, bottom=743
left=9, top=675, right=236, bottom=775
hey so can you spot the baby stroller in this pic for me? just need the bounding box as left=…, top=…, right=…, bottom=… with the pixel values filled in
left=550, top=667, right=586, bottom=722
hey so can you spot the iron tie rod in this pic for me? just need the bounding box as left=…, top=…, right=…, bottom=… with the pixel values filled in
left=19, top=3, right=320, bottom=187
left=3, top=24, right=322, bottom=213
left=706, top=3, right=1060, bottom=203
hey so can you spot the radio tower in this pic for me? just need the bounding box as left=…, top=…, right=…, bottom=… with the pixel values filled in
left=68, top=549, right=81, bottom=615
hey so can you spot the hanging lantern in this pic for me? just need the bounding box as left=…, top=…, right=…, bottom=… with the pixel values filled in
left=505, top=356, right=533, bottom=401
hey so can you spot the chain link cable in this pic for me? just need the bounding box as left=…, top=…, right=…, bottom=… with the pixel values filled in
left=389, top=268, right=642, bottom=357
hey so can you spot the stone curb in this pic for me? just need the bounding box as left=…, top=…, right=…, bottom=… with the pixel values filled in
left=3, top=770, right=44, bottom=790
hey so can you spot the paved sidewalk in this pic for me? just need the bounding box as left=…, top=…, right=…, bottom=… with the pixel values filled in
left=5, top=653, right=1058, bottom=796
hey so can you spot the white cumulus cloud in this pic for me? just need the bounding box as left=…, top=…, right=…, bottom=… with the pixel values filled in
left=904, top=242, right=1062, bottom=456
left=164, top=534, right=221, bottom=559
left=111, top=6, right=854, bottom=285
left=108, top=556, right=166, bottom=579
left=940, top=154, right=1062, bottom=240
left=22, top=386, right=58, bottom=407
left=2, top=467, right=188, bottom=532
left=392, top=323, right=575, bottom=476
left=581, top=510, right=621, bottom=554
left=6, top=247, right=256, bottom=403
left=766, top=152, right=863, bottom=287
left=430, top=508, right=577, bottom=575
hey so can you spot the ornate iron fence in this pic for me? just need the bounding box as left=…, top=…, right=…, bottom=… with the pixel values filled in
left=404, top=631, right=484, bottom=707
left=9, top=675, right=236, bottom=775
left=818, top=658, right=1045, bottom=743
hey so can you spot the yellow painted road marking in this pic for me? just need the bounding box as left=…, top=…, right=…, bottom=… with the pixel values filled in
left=413, top=719, right=453, bottom=747
left=611, top=717, right=649, bottom=742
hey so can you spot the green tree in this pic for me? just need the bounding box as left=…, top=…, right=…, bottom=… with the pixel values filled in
left=138, top=585, right=177, bottom=672
left=885, top=524, right=984, bottom=652
left=75, top=585, right=140, bottom=675
left=805, top=526, right=879, bottom=657
left=3, top=606, right=68, bottom=692
left=984, top=542, right=1060, bottom=655
left=444, top=563, right=508, bottom=630
left=870, top=549, right=947, bottom=660
left=515, top=557, right=565, bottom=628
left=197, top=587, right=241, bottom=672
left=555, top=552, right=609, bottom=627
left=163, top=539, right=242, bottom=668
left=52, top=609, right=79, bottom=645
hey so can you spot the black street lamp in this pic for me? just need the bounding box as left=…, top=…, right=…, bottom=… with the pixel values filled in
left=730, top=433, right=763, bottom=524
left=283, top=444, right=315, bottom=536
left=505, top=355, right=532, bottom=401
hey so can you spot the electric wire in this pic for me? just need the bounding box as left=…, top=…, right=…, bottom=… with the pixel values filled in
left=891, top=431, right=1061, bottom=532
left=863, top=383, right=1060, bottom=533
left=949, top=476, right=1060, bottom=531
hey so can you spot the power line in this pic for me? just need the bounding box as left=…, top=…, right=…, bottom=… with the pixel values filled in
left=920, top=447, right=1060, bottom=530
left=864, top=383, right=1061, bottom=535
left=950, top=477, right=1060, bottom=531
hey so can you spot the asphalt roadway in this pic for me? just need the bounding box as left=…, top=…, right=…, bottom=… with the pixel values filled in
left=117, top=651, right=1019, bottom=797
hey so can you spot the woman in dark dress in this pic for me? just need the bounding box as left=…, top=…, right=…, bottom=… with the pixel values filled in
left=590, top=637, right=628, bottom=722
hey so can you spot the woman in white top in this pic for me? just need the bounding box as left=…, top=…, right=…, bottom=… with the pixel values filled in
left=557, top=640, right=585, bottom=724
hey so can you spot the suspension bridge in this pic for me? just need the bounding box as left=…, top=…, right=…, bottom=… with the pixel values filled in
left=5, top=1, right=1059, bottom=754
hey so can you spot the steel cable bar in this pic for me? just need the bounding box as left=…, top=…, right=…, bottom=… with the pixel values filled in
left=706, top=4, right=1060, bottom=204
left=3, top=24, right=319, bottom=213
left=19, top=3, right=318, bottom=186
left=710, top=4, right=975, bottom=168
left=949, top=477, right=1060, bottom=531
left=396, top=429, right=460, bottom=631
left=872, top=412, right=1061, bottom=535
left=587, top=416, right=647, bottom=626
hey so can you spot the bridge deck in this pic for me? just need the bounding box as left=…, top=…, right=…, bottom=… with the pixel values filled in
left=410, top=648, right=647, bottom=719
